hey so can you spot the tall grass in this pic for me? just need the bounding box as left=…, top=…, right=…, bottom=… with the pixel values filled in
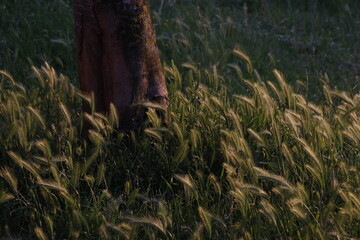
left=0, top=0, right=360, bottom=239
left=1, top=50, right=359, bottom=239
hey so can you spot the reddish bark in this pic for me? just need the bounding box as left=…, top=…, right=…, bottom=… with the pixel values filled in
left=73, top=0, right=168, bottom=132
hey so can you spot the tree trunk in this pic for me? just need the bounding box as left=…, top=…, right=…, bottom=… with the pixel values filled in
left=73, top=0, right=168, bottom=132
left=118, top=0, right=169, bottom=128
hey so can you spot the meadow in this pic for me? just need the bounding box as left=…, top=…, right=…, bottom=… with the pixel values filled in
left=0, top=0, right=359, bottom=239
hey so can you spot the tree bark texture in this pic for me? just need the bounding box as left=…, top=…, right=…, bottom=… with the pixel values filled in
left=73, top=0, right=168, bottom=131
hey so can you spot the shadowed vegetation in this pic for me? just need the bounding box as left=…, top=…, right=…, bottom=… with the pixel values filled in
left=0, top=0, right=359, bottom=239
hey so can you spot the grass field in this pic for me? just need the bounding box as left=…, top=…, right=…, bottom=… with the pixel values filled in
left=0, top=0, right=359, bottom=239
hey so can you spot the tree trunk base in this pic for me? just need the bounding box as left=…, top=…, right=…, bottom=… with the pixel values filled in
left=73, top=0, right=168, bottom=134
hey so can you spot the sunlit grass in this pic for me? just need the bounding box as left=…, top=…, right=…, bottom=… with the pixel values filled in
left=1, top=49, right=359, bottom=239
